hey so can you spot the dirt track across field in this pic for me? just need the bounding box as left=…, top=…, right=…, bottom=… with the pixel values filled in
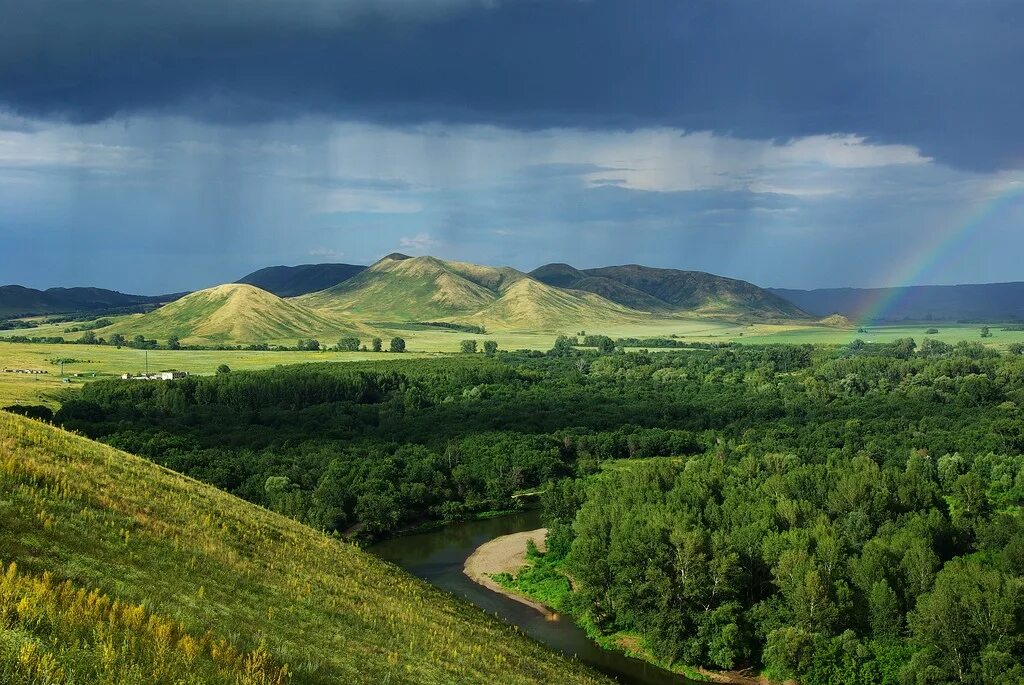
left=463, top=527, right=551, bottom=616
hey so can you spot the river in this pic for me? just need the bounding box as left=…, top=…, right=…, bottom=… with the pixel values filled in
left=371, top=510, right=698, bottom=685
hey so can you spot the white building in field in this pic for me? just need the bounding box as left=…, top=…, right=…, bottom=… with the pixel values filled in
left=121, top=371, right=188, bottom=381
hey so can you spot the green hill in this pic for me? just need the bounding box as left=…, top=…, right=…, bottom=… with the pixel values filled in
left=468, top=278, right=647, bottom=331
left=532, top=263, right=810, bottom=320
left=300, top=254, right=639, bottom=331
left=98, top=283, right=360, bottom=344
left=300, top=254, right=516, bottom=320
left=0, top=411, right=607, bottom=684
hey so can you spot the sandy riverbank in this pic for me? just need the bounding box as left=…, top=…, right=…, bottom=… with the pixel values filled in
left=463, top=527, right=552, bottom=616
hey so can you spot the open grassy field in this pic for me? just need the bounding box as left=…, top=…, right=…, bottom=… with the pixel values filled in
left=419, top=319, right=1024, bottom=352
left=4, top=319, right=1021, bottom=407
left=3, top=315, right=738, bottom=349
left=0, top=344, right=436, bottom=407
left=735, top=322, right=1024, bottom=347
left=0, top=411, right=608, bottom=684
left=380, top=317, right=746, bottom=352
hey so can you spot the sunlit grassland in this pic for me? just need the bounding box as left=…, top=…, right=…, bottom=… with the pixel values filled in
left=374, top=325, right=560, bottom=353
left=597, top=456, right=686, bottom=475
left=0, top=412, right=608, bottom=685
left=1, top=313, right=745, bottom=349
left=4, top=318, right=1022, bottom=407
left=736, top=322, right=1024, bottom=347
left=378, top=317, right=747, bottom=352
left=0, top=343, right=437, bottom=407
left=0, top=318, right=738, bottom=406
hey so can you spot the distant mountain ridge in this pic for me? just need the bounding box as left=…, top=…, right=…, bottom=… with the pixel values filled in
left=769, top=282, right=1024, bottom=322
left=0, top=285, right=185, bottom=318
left=531, top=263, right=809, bottom=320
left=237, top=262, right=367, bottom=297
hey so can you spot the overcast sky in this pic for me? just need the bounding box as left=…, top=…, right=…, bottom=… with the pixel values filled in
left=1, top=0, right=1022, bottom=294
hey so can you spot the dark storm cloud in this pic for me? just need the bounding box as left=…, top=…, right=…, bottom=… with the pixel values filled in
left=1, top=0, right=1021, bottom=171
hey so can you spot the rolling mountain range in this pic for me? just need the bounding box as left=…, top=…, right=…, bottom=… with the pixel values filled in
left=9, top=258, right=1024, bottom=334
left=0, top=285, right=184, bottom=318
left=17, top=255, right=1024, bottom=344
left=94, top=253, right=807, bottom=344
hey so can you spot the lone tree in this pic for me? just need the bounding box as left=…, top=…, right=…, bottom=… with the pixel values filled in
left=892, top=337, right=917, bottom=359
left=167, top=335, right=181, bottom=350
left=126, top=336, right=156, bottom=349
left=390, top=337, right=406, bottom=353
left=337, top=337, right=360, bottom=352
left=372, top=337, right=383, bottom=352
left=583, top=334, right=616, bottom=353
left=216, top=364, right=231, bottom=374
left=981, top=326, right=993, bottom=338
left=460, top=339, right=478, bottom=354
left=548, top=335, right=576, bottom=356
left=483, top=340, right=498, bottom=356
left=109, top=333, right=126, bottom=348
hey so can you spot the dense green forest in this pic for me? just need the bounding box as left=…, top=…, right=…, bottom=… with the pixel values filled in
left=55, top=339, right=1024, bottom=683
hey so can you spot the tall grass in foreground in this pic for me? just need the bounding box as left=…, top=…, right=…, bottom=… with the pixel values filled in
left=0, top=562, right=288, bottom=684
left=0, top=412, right=607, bottom=684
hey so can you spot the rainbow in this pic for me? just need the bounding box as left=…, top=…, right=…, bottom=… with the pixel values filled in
left=859, top=179, right=1024, bottom=324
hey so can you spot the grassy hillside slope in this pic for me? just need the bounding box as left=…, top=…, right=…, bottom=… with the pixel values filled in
left=468, top=278, right=647, bottom=330
left=299, top=254, right=513, bottom=320
left=0, top=412, right=607, bottom=684
left=99, top=284, right=362, bottom=344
